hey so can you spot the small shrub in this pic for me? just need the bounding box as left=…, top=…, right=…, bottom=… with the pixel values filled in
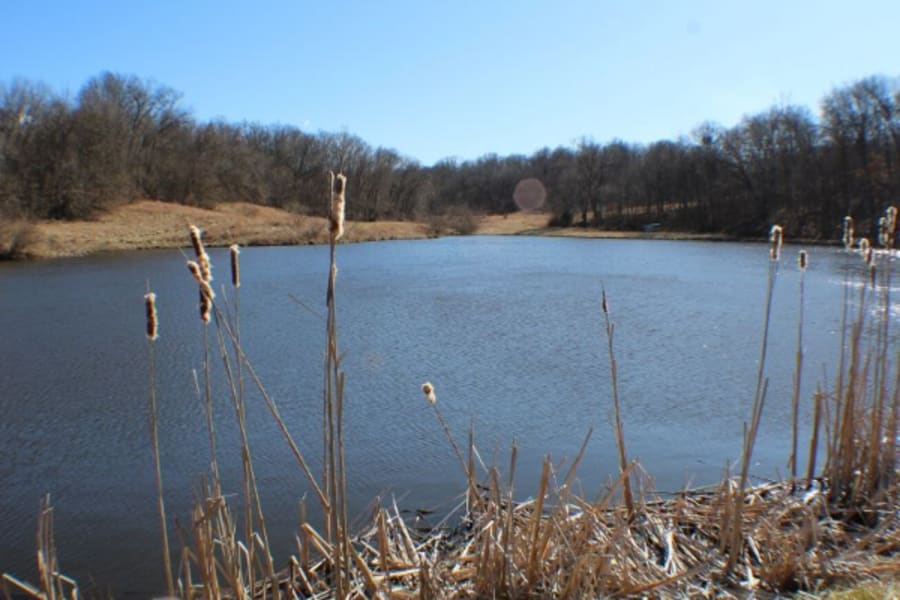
left=428, top=205, right=478, bottom=235
left=548, top=209, right=573, bottom=228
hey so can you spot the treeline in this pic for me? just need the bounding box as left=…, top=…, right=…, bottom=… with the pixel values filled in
left=1, top=71, right=898, bottom=238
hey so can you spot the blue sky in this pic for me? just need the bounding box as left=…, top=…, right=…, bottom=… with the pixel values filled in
left=2, top=0, right=898, bottom=165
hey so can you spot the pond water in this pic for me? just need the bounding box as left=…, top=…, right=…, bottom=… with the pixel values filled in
left=0, top=236, right=886, bottom=597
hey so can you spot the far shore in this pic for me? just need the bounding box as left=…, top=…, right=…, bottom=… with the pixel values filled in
left=1, top=200, right=828, bottom=260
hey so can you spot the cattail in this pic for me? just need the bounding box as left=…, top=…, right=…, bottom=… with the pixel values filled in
left=859, top=238, right=873, bottom=269
left=878, top=216, right=889, bottom=248
left=200, top=290, right=212, bottom=323
left=884, top=206, right=898, bottom=249
left=861, top=240, right=874, bottom=269
left=421, top=382, right=436, bottom=405
left=198, top=252, right=212, bottom=283
left=798, top=249, right=808, bottom=271
left=601, top=290, right=609, bottom=315
left=189, top=224, right=205, bottom=258
left=769, top=224, right=784, bottom=261
left=842, top=216, right=855, bottom=250
left=229, top=244, right=240, bottom=288
left=187, top=261, right=215, bottom=300
left=144, top=292, right=158, bottom=341
left=330, top=173, right=347, bottom=242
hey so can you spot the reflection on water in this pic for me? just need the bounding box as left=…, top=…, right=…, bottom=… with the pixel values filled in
left=0, top=237, right=891, bottom=596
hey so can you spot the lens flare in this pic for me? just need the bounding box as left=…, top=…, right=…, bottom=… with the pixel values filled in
left=513, top=178, right=546, bottom=211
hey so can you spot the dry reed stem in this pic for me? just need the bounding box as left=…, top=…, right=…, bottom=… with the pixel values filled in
left=729, top=226, right=782, bottom=573
left=146, top=299, right=175, bottom=597
left=790, top=250, right=808, bottom=488
left=600, top=287, right=635, bottom=520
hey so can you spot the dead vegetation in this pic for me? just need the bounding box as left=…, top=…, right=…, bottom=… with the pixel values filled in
left=2, top=182, right=898, bottom=599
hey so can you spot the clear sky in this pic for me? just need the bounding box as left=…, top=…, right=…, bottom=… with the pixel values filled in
left=2, top=0, right=898, bottom=165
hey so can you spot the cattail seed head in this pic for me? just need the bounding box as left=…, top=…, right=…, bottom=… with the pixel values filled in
left=229, top=244, right=240, bottom=288
left=144, top=292, right=158, bottom=340
left=601, top=291, right=609, bottom=315
left=189, top=225, right=205, bottom=259
left=330, top=173, right=347, bottom=242
left=421, top=382, right=436, bottom=405
left=798, top=249, right=808, bottom=271
left=842, top=216, right=855, bottom=250
left=198, top=252, right=212, bottom=283
left=887, top=206, right=898, bottom=238
left=200, top=290, right=212, bottom=323
left=769, top=224, right=784, bottom=261
left=187, top=261, right=215, bottom=300
left=878, top=216, right=889, bottom=247
left=187, top=260, right=203, bottom=284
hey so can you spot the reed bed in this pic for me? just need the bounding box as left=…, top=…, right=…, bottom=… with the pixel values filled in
left=3, top=185, right=899, bottom=599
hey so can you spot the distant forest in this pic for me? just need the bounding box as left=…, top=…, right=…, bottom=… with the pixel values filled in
left=1, top=72, right=898, bottom=239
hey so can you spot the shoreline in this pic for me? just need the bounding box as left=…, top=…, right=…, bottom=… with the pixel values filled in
left=1, top=201, right=834, bottom=261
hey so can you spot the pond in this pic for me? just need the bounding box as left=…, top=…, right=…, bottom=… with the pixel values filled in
left=0, top=236, right=883, bottom=597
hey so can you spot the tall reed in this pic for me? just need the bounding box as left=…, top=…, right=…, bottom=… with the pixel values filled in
left=144, top=289, right=174, bottom=596
left=323, top=171, right=351, bottom=598
left=789, top=249, right=808, bottom=488
left=600, top=288, right=635, bottom=519
left=726, top=223, right=782, bottom=573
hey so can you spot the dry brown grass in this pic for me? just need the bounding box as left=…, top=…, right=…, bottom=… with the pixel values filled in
left=8, top=201, right=738, bottom=261
left=474, top=211, right=550, bottom=235
left=18, top=200, right=432, bottom=259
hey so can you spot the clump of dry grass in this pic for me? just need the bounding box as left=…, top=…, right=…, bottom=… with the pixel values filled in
left=2, top=496, right=80, bottom=600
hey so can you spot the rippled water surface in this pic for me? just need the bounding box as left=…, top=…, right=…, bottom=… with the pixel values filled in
left=0, top=236, right=885, bottom=596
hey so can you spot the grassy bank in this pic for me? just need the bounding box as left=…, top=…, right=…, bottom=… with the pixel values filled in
left=1, top=200, right=433, bottom=259
left=3, top=201, right=768, bottom=261
left=3, top=186, right=899, bottom=599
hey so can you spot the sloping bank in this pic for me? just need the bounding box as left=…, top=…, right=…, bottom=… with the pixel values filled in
left=0, top=200, right=433, bottom=259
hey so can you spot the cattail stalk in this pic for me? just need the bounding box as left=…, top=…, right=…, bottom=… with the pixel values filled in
left=789, top=250, right=808, bottom=489
left=600, top=288, right=635, bottom=520
left=324, top=171, right=350, bottom=598
left=728, top=225, right=782, bottom=572
left=422, top=382, right=467, bottom=475
left=145, top=290, right=174, bottom=596
left=186, top=229, right=220, bottom=498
